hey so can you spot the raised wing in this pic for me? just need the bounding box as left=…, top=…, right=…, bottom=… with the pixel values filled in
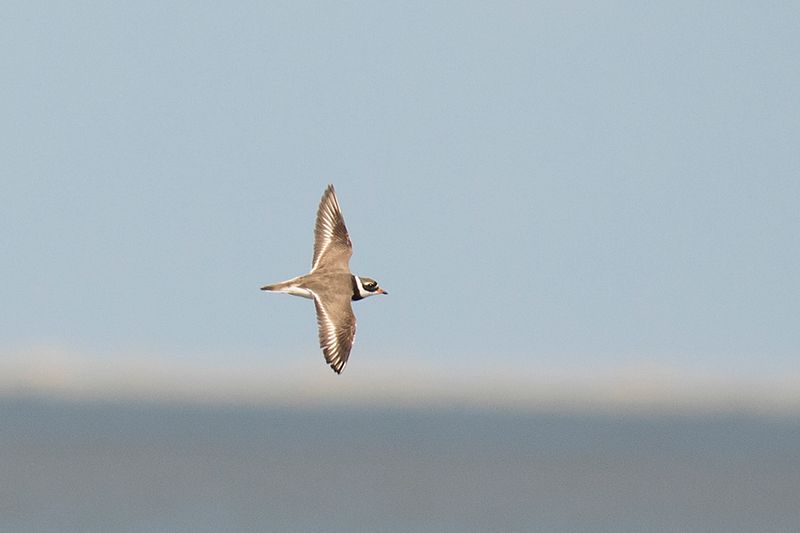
left=311, top=185, right=352, bottom=272
left=312, top=290, right=357, bottom=374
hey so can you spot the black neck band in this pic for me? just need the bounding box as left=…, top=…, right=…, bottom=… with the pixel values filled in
left=351, top=275, right=363, bottom=301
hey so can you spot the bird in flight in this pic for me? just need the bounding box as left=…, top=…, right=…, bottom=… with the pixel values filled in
left=260, top=185, right=387, bottom=374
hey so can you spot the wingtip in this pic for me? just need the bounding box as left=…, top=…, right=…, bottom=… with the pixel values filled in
left=329, top=360, right=346, bottom=374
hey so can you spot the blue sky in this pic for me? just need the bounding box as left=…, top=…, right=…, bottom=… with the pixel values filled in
left=2, top=3, right=798, bottom=409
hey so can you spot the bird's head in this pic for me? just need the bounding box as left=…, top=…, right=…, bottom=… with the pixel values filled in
left=352, top=276, right=388, bottom=300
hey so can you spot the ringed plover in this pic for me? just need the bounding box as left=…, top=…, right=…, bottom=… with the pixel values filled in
left=260, top=185, right=387, bottom=374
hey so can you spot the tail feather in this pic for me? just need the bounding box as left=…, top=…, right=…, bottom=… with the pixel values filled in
left=261, top=282, right=293, bottom=291
left=260, top=277, right=299, bottom=292
left=260, top=277, right=313, bottom=299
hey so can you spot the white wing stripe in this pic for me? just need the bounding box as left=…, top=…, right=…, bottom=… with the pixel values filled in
left=311, top=186, right=350, bottom=272
left=311, top=292, right=347, bottom=371
left=312, top=200, right=338, bottom=270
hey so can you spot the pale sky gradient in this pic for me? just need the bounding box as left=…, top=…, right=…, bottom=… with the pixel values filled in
left=2, top=3, right=799, bottom=408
